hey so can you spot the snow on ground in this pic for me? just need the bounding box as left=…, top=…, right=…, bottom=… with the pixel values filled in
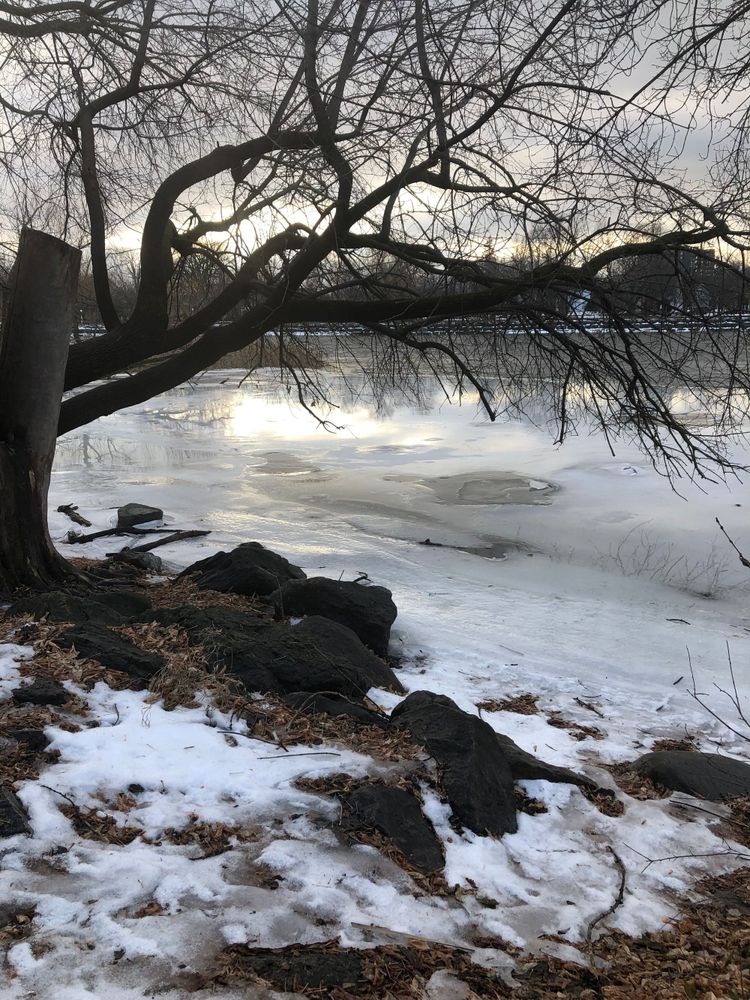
left=1, top=369, right=749, bottom=997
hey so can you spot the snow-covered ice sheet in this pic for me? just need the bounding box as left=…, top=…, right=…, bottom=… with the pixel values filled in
left=1, top=369, right=748, bottom=997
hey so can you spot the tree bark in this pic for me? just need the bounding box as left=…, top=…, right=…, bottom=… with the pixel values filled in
left=0, top=229, right=81, bottom=594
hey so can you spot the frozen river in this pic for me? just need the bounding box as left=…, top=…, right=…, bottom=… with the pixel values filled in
left=53, top=366, right=750, bottom=601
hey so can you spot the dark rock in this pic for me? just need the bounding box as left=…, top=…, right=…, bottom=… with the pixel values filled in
left=631, top=750, right=750, bottom=802
left=109, top=551, right=164, bottom=574
left=139, top=606, right=402, bottom=699
left=4, top=729, right=50, bottom=753
left=293, top=617, right=402, bottom=693
left=282, top=692, right=390, bottom=728
left=128, top=783, right=145, bottom=795
left=269, top=577, right=397, bottom=657
left=9, top=588, right=152, bottom=626
left=391, top=691, right=517, bottom=836
left=89, top=589, right=153, bottom=619
left=344, top=784, right=444, bottom=872
left=56, top=624, right=164, bottom=684
left=0, top=786, right=31, bottom=837
left=225, top=945, right=364, bottom=992
left=178, top=541, right=305, bottom=597
left=223, top=617, right=402, bottom=698
left=12, top=675, right=69, bottom=706
left=138, top=604, right=269, bottom=636
left=495, top=733, right=599, bottom=791
left=116, top=502, right=163, bottom=530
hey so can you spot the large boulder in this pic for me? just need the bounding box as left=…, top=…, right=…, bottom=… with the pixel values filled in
left=138, top=606, right=403, bottom=699
left=178, top=542, right=305, bottom=597
left=391, top=691, right=517, bottom=837
left=9, top=589, right=152, bottom=626
left=117, top=502, right=163, bottom=530
left=495, top=733, right=599, bottom=791
left=108, top=550, right=164, bottom=574
left=344, top=784, right=444, bottom=873
left=630, top=751, right=750, bottom=802
left=269, top=577, right=397, bottom=657
left=56, top=624, right=165, bottom=684
left=220, top=617, right=402, bottom=698
left=0, top=786, right=31, bottom=838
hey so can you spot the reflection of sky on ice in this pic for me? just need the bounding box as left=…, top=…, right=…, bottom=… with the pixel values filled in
left=53, top=367, right=750, bottom=599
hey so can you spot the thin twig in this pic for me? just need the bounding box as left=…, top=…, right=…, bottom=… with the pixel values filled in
left=715, top=518, right=750, bottom=568
left=40, top=784, right=124, bottom=846
left=586, top=846, right=626, bottom=941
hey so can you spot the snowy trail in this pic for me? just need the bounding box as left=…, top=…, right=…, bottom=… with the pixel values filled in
left=0, top=370, right=748, bottom=997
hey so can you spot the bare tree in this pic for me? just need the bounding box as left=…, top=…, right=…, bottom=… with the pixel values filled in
left=0, top=0, right=749, bottom=591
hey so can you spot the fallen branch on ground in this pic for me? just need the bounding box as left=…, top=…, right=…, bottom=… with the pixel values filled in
left=57, top=505, right=92, bottom=527
left=109, top=530, right=211, bottom=554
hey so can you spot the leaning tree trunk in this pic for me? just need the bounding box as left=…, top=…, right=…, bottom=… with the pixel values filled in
left=0, top=229, right=81, bottom=594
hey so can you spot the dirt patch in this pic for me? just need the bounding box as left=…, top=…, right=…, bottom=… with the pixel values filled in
left=0, top=904, right=37, bottom=950
left=217, top=939, right=510, bottom=998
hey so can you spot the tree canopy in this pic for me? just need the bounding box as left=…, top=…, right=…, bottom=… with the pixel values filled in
left=1, top=0, right=749, bottom=476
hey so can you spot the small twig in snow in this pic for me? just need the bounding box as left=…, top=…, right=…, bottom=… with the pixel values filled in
left=687, top=645, right=749, bottom=744
left=716, top=517, right=750, bottom=568
left=623, top=843, right=750, bottom=872
left=575, top=697, right=605, bottom=719
left=586, top=847, right=626, bottom=942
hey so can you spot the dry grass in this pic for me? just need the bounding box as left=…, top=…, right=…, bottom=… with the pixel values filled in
left=116, top=621, right=249, bottom=712
left=722, top=797, right=750, bottom=851
left=510, top=870, right=750, bottom=998
left=477, top=693, right=540, bottom=715
left=0, top=738, right=55, bottom=787
left=59, top=803, right=143, bottom=846
left=652, top=734, right=700, bottom=753
left=608, top=763, right=673, bottom=800
left=546, top=711, right=605, bottom=742
left=146, top=575, right=270, bottom=615
left=145, top=816, right=263, bottom=858
left=253, top=697, right=423, bottom=762
left=515, top=786, right=549, bottom=816
left=581, top=787, right=626, bottom=817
